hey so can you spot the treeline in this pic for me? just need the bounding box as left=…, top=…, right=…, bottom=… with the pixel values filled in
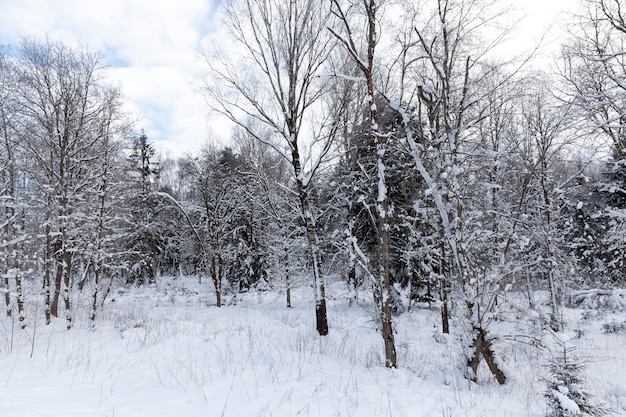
left=2, top=0, right=626, bottom=385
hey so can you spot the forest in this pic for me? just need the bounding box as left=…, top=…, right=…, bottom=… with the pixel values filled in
left=1, top=0, right=626, bottom=415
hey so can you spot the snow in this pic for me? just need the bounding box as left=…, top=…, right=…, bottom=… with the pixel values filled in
left=1, top=277, right=625, bottom=416
left=554, top=389, right=581, bottom=414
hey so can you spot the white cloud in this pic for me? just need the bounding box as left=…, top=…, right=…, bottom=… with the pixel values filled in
left=0, top=0, right=574, bottom=157
left=0, top=0, right=222, bottom=156
left=491, top=0, right=574, bottom=64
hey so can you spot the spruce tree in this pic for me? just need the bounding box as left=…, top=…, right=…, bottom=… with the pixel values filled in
left=545, top=337, right=606, bottom=417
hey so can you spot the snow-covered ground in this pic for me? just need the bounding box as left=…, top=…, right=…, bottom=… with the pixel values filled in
left=1, top=277, right=625, bottom=417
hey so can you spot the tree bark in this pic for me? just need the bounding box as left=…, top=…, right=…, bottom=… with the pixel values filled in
left=43, top=223, right=51, bottom=325
left=285, top=249, right=291, bottom=308
left=204, top=0, right=334, bottom=336
left=440, top=240, right=450, bottom=334
left=211, top=254, right=223, bottom=308
left=51, top=240, right=62, bottom=318
left=467, top=326, right=507, bottom=385
left=63, top=250, right=72, bottom=329
left=15, top=270, right=24, bottom=328
left=330, top=0, right=396, bottom=366
left=91, top=265, right=100, bottom=323
left=300, top=193, right=328, bottom=335
left=3, top=276, right=10, bottom=318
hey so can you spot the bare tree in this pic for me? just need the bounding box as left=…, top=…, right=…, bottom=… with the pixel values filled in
left=203, top=0, right=339, bottom=335
left=352, top=0, right=512, bottom=381
left=13, top=38, right=125, bottom=328
left=407, top=0, right=509, bottom=384
left=87, top=93, right=129, bottom=323
left=329, top=0, right=397, bottom=368
left=561, top=0, right=626, bottom=284
left=0, top=50, right=26, bottom=327
left=562, top=0, right=626, bottom=159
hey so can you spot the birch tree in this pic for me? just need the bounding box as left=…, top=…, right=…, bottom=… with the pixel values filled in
left=203, top=0, right=339, bottom=335
left=0, top=51, right=27, bottom=326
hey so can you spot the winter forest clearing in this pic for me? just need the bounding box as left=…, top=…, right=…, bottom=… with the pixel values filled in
left=3, top=0, right=626, bottom=415
left=0, top=277, right=624, bottom=417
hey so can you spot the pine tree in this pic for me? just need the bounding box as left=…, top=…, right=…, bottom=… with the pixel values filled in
left=124, top=132, right=164, bottom=285
left=545, top=337, right=607, bottom=417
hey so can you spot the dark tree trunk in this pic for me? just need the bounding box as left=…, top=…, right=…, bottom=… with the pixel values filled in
left=348, top=263, right=357, bottom=306
left=91, top=263, right=100, bottom=323
left=4, top=276, right=10, bottom=318
left=63, top=251, right=72, bottom=329
left=467, top=326, right=506, bottom=385
left=315, top=299, right=328, bottom=335
left=51, top=241, right=63, bottom=318
left=329, top=0, right=396, bottom=366
left=381, top=302, right=396, bottom=368
left=367, top=1, right=396, bottom=367
left=441, top=284, right=450, bottom=335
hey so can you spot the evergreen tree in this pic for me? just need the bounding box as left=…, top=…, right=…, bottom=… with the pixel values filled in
left=545, top=337, right=606, bottom=417
left=124, top=132, right=164, bottom=285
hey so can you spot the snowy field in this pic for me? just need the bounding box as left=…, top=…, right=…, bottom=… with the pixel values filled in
left=1, top=277, right=625, bottom=417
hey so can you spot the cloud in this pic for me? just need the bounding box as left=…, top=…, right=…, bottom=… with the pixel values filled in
left=0, top=0, right=221, bottom=156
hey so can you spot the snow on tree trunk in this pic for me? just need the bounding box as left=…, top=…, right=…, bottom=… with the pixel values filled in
left=14, top=39, right=123, bottom=328
left=202, top=0, right=334, bottom=336
left=296, top=163, right=328, bottom=336
left=330, top=0, right=397, bottom=367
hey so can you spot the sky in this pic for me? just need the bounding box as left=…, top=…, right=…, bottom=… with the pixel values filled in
left=0, top=0, right=222, bottom=157
left=0, top=0, right=573, bottom=157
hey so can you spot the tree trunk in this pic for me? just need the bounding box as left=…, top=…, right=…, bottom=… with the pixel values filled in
left=285, top=249, right=291, bottom=308
left=348, top=263, right=357, bottom=306
left=440, top=281, right=450, bottom=334
left=379, top=195, right=397, bottom=368
left=368, top=29, right=397, bottom=368
left=15, top=271, right=25, bottom=328
left=91, top=262, right=100, bottom=323
left=294, top=152, right=328, bottom=336
left=43, top=224, right=52, bottom=325
left=467, top=326, right=507, bottom=385
left=211, top=254, right=223, bottom=308
left=63, top=250, right=72, bottom=330
left=3, top=276, right=10, bottom=318
left=440, top=240, right=450, bottom=334
left=381, top=300, right=396, bottom=368
left=329, top=0, right=396, bottom=364
left=305, top=223, right=328, bottom=336
left=547, top=270, right=561, bottom=332
left=51, top=241, right=63, bottom=318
